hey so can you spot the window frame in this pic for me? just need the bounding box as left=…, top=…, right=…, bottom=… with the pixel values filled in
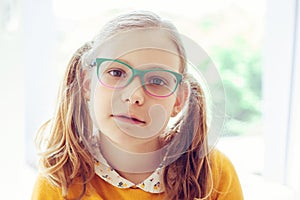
left=263, top=0, right=299, bottom=197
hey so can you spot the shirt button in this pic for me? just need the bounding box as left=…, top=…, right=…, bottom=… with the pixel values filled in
left=131, top=186, right=138, bottom=189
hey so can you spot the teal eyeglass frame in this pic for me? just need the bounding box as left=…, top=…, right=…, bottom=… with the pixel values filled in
left=93, top=58, right=183, bottom=98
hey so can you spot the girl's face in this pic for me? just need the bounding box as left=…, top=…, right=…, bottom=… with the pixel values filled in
left=88, top=29, right=185, bottom=152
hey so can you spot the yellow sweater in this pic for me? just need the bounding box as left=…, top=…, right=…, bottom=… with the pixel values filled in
left=32, top=150, right=244, bottom=200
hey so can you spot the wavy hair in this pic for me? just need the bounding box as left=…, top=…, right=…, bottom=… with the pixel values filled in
left=36, top=10, right=213, bottom=200
left=36, top=42, right=95, bottom=199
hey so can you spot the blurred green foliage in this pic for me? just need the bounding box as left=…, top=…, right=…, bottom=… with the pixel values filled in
left=211, top=37, right=262, bottom=136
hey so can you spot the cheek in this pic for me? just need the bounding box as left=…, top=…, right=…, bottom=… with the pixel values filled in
left=156, top=97, right=176, bottom=117
left=92, top=86, right=113, bottom=123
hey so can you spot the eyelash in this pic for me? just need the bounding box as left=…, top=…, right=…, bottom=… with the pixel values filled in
left=108, top=69, right=126, bottom=77
left=148, top=77, right=168, bottom=86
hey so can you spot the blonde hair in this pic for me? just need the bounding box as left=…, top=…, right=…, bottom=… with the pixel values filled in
left=36, top=10, right=212, bottom=200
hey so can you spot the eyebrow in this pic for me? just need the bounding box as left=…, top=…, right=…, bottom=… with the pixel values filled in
left=115, top=58, right=132, bottom=66
left=115, top=58, right=178, bottom=71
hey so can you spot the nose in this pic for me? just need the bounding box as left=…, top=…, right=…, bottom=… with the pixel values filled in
left=121, top=77, right=145, bottom=105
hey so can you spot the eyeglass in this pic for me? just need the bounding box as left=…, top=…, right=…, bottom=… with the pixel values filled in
left=92, top=58, right=183, bottom=98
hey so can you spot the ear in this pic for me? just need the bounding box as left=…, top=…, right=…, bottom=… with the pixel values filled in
left=171, top=83, right=188, bottom=117
left=81, top=69, right=91, bottom=101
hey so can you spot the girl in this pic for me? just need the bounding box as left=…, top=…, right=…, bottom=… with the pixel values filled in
left=32, top=11, right=243, bottom=200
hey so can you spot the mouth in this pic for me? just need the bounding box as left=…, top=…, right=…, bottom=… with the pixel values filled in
left=111, top=114, right=146, bottom=125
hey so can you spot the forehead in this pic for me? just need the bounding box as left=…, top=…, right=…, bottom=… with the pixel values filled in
left=95, top=29, right=181, bottom=70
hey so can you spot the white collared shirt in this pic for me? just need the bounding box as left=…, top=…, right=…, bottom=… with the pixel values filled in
left=92, top=135, right=171, bottom=194
left=94, top=156, right=164, bottom=193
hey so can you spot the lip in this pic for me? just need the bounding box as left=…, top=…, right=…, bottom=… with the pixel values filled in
left=111, top=114, right=146, bottom=125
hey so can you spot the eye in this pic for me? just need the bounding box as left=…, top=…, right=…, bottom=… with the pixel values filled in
left=107, top=69, right=126, bottom=78
left=149, top=77, right=168, bottom=86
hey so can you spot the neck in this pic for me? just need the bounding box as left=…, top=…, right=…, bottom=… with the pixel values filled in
left=99, top=134, right=167, bottom=184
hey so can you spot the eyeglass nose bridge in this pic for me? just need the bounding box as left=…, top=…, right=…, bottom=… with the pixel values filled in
left=125, top=68, right=147, bottom=88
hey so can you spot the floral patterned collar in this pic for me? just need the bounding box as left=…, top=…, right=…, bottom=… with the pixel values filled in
left=94, top=152, right=165, bottom=193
